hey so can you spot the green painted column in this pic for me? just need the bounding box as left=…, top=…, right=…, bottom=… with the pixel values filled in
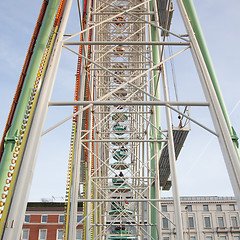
left=150, top=143, right=157, bottom=239
left=150, top=18, right=162, bottom=240
left=0, top=0, right=60, bottom=201
left=182, top=0, right=239, bottom=149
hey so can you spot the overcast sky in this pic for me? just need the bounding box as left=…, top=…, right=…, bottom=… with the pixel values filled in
left=0, top=0, right=240, bottom=202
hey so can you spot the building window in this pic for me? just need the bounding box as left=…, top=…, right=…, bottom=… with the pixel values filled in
left=230, top=204, right=236, bottom=211
left=186, top=205, right=192, bottom=212
left=24, top=215, right=30, bottom=223
left=233, top=237, right=240, bottom=240
left=190, top=237, right=196, bottom=240
left=39, top=229, right=47, bottom=240
left=216, top=204, right=222, bottom=211
left=162, top=217, right=168, bottom=229
left=162, top=205, right=167, bottom=212
left=163, top=237, right=169, bottom=240
left=188, top=217, right=195, bottom=228
left=22, top=229, right=29, bottom=240
left=219, top=236, right=227, bottom=240
left=41, top=215, right=48, bottom=223
left=232, top=216, right=238, bottom=227
left=77, top=215, right=83, bottom=223
left=205, top=237, right=212, bottom=240
left=203, top=205, right=209, bottom=211
left=218, top=217, right=225, bottom=228
left=59, top=215, right=64, bottom=223
left=57, top=230, right=64, bottom=239
left=204, top=217, right=211, bottom=228
left=76, top=230, right=82, bottom=240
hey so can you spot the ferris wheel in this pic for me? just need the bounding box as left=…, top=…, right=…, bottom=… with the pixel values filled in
left=0, top=0, right=239, bottom=239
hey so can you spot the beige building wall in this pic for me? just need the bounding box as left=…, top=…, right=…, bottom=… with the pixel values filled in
left=160, top=197, right=240, bottom=240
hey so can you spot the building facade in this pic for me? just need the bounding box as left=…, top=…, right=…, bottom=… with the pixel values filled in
left=21, top=202, right=83, bottom=240
left=21, top=197, right=240, bottom=240
left=160, top=196, right=240, bottom=240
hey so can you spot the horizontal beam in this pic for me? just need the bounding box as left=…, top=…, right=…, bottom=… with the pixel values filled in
left=93, top=224, right=153, bottom=226
left=81, top=139, right=166, bottom=143
left=49, top=100, right=209, bottom=106
left=77, top=199, right=163, bottom=202
left=88, top=68, right=149, bottom=70
left=90, top=21, right=147, bottom=24
left=92, top=176, right=154, bottom=179
left=64, top=41, right=190, bottom=46
left=91, top=12, right=155, bottom=15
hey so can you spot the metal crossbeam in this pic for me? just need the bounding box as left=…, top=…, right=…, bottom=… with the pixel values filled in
left=64, top=41, right=190, bottom=46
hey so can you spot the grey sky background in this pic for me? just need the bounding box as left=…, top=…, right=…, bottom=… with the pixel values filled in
left=0, top=0, right=240, bottom=201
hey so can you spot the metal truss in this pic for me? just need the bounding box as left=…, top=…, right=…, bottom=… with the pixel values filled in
left=63, top=0, right=191, bottom=239
left=2, top=0, right=240, bottom=239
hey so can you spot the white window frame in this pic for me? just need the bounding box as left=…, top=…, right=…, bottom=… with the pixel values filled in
left=230, top=204, right=236, bottom=211
left=76, top=229, right=83, bottom=240
left=57, top=229, right=64, bottom=240
left=77, top=215, right=83, bottom=223
left=188, top=216, right=195, bottom=228
left=21, top=229, right=30, bottom=240
left=24, top=215, right=30, bottom=223
left=233, top=236, right=240, bottom=240
left=205, top=236, right=213, bottom=240
left=41, top=215, right=48, bottom=223
left=161, top=205, right=167, bottom=212
left=59, top=215, right=64, bottom=223
left=203, top=205, right=209, bottom=211
left=204, top=216, right=211, bottom=228
left=39, top=229, right=47, bottom=240
left=219, top=236, right=227, bottom=240
left=162, top=217, right=168, bottom=229
left=163, top=237, right=169, bottom=240
left=216, top=204, right=222, bottom=211
left=231, top=216, right=238, bottom=227
left=218, top=216, right=225, bottom=228
left=186, top=205, right=192, bottom=212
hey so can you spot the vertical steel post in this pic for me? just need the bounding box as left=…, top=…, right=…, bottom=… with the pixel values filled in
left=161, top=66, right=184, bottom=240
left=0, top=0, right=59, bottom=205
left=0, top=0, right=73, bottom=238
left=150, top=0, right=184, bottom=238
left=182, top=0, right=232, bottom=133
left=182, top=0, right=240, bottom=155
left=149, top=0, right=162, bottom=236
left=68, top=77, right=85, bottom=239
left=176, top=0, right=240, bottom=209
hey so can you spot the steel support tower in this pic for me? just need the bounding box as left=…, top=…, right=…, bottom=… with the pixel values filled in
left=0, top=0, right=240, bottom=239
